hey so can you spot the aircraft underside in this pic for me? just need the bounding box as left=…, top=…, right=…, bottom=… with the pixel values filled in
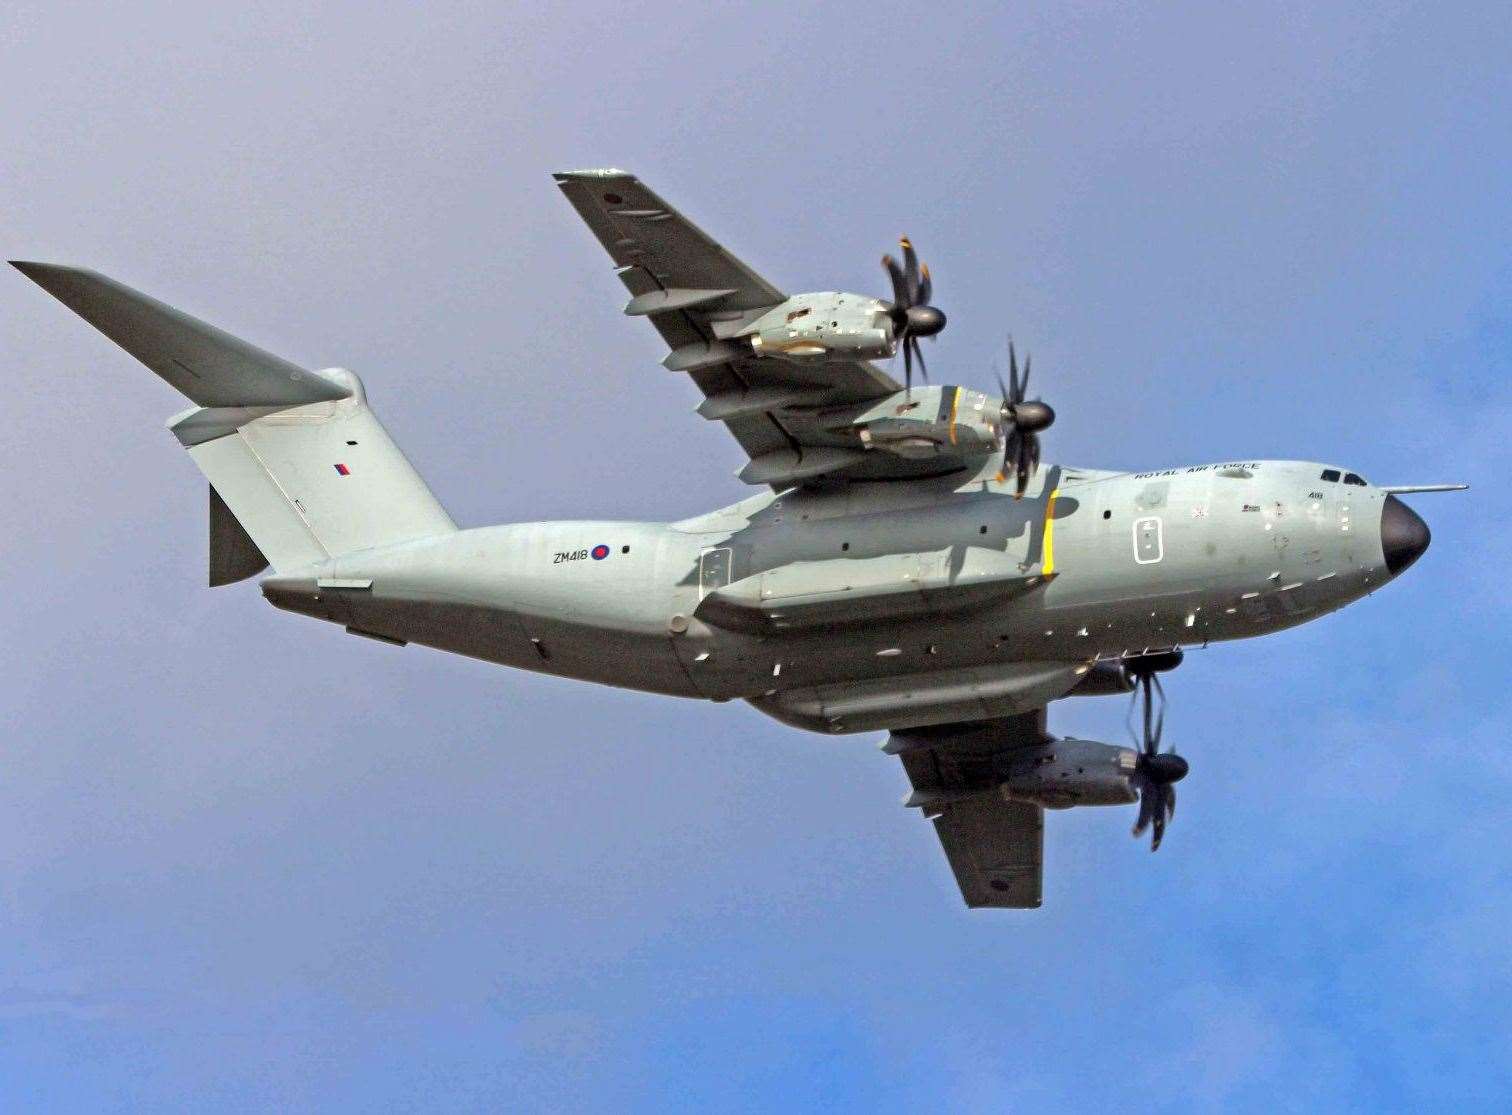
left=13, top=167, right=1453, bottom=909
left=261, top=453, right=1404, bottom=736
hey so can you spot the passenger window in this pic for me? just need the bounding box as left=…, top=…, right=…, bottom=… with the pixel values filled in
left=1344, top=472, right=1367, bottom=486
left=1320, top=469, right=1340, bottom=482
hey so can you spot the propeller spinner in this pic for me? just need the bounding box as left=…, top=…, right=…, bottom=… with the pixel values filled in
left=994, top=341, right=1056, bottom=498
left=881, top=236, right=946, bottom=393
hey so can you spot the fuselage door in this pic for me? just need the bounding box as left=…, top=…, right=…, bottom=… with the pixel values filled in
left=1133, top=516, right=1164, bottom=564
left=699, top=547, right=733, bottom=598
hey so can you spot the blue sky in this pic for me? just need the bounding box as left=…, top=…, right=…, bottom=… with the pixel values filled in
left=2, top=2, right=1509, bottom=1111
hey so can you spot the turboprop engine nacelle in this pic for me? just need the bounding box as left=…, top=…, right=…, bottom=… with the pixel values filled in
left=841, top=385, right=1001, bottom=460
left=999, top=738, right=1140, bottom=809
left=739, top=293, right=895, bottom=361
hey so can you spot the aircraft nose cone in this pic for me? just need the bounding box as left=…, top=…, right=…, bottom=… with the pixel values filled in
left=1381, top=494, right=1430, bottom=575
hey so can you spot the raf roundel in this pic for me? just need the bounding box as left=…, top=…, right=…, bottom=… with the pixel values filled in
left=591, top=543, right=610, bottom=561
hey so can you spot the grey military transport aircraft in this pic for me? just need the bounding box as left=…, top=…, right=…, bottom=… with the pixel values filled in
left=13, top=170, right=1467, bottom=908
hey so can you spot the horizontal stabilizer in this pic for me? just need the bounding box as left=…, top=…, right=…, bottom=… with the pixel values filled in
left=11, top=262, right=349, bottom=408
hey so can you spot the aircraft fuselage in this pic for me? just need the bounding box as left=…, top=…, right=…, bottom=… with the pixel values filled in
left=262, top=457, right=1419, bottom=734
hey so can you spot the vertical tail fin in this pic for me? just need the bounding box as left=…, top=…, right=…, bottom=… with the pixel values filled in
left=14, top=263, right=456, bottom=574
left=208, top=484, right=269, bottom=586
left=171, top=369, right=455, bottom=570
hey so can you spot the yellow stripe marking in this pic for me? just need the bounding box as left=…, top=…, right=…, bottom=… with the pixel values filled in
left=948, top=385, right=961, bottom=445
left=1042, top=487, right=1061, bottom=576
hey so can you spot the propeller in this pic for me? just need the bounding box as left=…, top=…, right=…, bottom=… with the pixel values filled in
left=993, top=341, right=1056, bottom=498
left=881, top=236, right=947, bottom=394
left=1125, top=663, right=1188, bottom=851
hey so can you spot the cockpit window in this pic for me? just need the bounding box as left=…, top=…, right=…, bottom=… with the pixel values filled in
left=1320, top=469, right=1341, bottom=482
left=1343, top=472, right=1367, bottom=486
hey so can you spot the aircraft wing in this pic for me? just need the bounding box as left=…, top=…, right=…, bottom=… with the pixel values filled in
left=554, top=170, right=905, bottom=487
left=889, top=711, right=1049, bottom=909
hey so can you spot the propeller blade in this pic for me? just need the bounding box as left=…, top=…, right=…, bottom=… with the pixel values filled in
left=998, top=428, right=1020, bottom=484
left=882, top=254, right=907, bottom=307
left=1015, top=433, right=1033, bottom=497
left=901, top=237, right=920, bottom=304
left=995, top=372, right=1012, bottom=452
left=1126, top=658, right=1185, bottom=850
left=879, top=238, right=944, bottom=378
left=1008, top=340, right=1023, bottom=402
left=1150, top=674, right=1165, bottom=749
left=1141, top=674, right=1155, bottom=752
